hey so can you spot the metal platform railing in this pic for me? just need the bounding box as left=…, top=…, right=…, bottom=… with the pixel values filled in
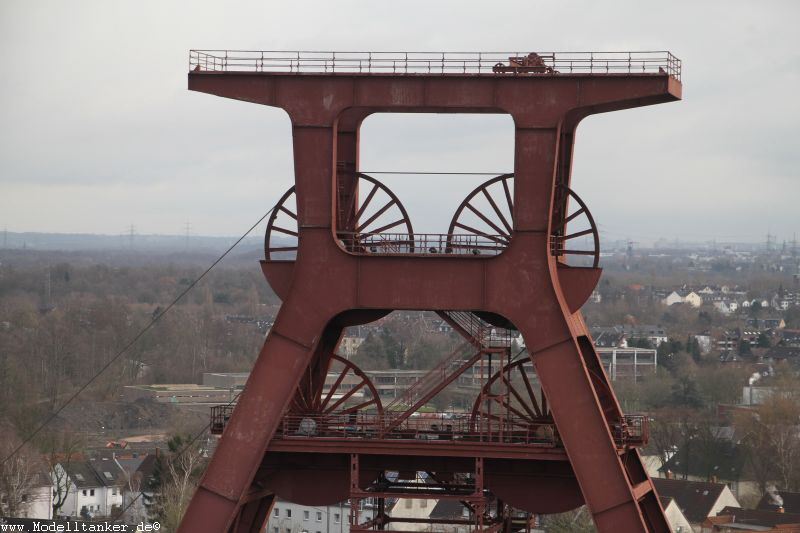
left=339, top=232, right=506, bottom=256
left=275, top=413, right=559, bottom=447
left=211, top=407, right=648, bottom=447
left=443, top=311, right=513, bottom=347
left=189, top=50, right=681, bottom=80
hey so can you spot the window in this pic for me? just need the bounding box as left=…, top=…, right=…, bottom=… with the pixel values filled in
left=286, top=509, right=292, bottom=518
left=316, top=512, right=322, bottom=522
left=334, top=513, right=340, bottom=524
left=273, top=528, right=278, bottom=533
left=404, top=499, right=412, bottom=509
left=274, top=508, right=279, bottom=517
left=112, top=488, right=117, bottom=496
left=90, top=489, right=95, bottom=496
left=420, top=499, right=427, bottom=508
left=82, top=490, right=87, bottom=496
left=304, top=511, right=309, bottom=520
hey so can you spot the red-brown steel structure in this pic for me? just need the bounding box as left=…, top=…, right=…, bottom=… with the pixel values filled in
left=179, top=50, right=682, bottom=533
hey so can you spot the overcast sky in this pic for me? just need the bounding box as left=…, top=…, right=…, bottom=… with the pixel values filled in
left=1, top=0, right=798, bottom=245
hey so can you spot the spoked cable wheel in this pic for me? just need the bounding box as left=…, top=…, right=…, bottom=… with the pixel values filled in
left=292, top=354, right=384, bottom=421
left=447, top=174, right=514, bottom=254
left=265, top=174, right=415, bottom=259
left=549, top=184, right=600, bottom=268
left=264, top=186, right=298, bottom=261
left=339, top=173, right=415, bottom=253
left=471, top=357, right=551, bottom=433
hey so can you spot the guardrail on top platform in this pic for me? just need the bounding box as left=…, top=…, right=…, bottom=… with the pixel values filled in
left=189, top=50, right=681, bottom=81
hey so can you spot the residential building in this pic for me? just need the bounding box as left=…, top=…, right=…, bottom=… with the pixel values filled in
left=662, top=290, right=703, bottom=308
left=591, top=324, right=668, bottom=348
left=52, top=457, right=125, bottom=519
left=13, top=469, right=53, bottom=519
left=652, top=478, right=740, bottom=533
left=658, top=442, right=759, bottom=502
left=592, top=329, right=628, bottom=348
left=746, top=318, right=787, bottom=331
left=621, top=324, right=669, bottom=347
left=659, top=496, right=693, bottom=533
left=266, top=499, right=370, bottom=533
left=339, top=336, right=366, bottom=357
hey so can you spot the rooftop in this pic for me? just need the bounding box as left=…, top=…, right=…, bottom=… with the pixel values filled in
left=652, top=478, right=730, bottom=523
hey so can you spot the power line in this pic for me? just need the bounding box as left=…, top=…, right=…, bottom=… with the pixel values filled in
left=0, top=206, right=274, bottom=467
left=359, top=171, right=509, bottom=175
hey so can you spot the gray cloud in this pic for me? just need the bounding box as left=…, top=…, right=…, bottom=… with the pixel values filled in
left=1, top=0, right=798, bottom=243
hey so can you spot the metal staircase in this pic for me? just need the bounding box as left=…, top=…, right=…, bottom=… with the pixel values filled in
left=379, top=311, right=512, bottom=435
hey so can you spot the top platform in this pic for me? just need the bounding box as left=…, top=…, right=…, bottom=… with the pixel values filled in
left=189, top=50, right=681, bottom=81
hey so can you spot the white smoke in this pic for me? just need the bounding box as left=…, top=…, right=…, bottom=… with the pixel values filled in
left=767, top=485, right=784, bottom=506
left=748, top=372, right=761, bottom=386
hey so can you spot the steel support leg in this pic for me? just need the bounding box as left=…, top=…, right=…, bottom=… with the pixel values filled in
left=529, top=336, right=668, bottom=532
left=177, top=306, right=334, bottom=533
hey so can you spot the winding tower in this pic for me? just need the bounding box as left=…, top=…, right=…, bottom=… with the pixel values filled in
left=180, top=50, right=682, bottom=533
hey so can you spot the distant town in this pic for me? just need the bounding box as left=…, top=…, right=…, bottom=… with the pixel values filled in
left=1, top=232, right=799, bottom=532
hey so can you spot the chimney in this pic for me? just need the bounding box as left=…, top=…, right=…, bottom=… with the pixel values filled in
left=665, top=470, right=673, bottom=480
left=778, top=506, right=785, bottom=513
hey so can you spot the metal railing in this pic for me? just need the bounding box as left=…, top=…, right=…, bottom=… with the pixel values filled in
left=210, top=404, right=234, bottom=435
left=443, top=311, right=513, bottom=348
left=339, top=232, right=506, bottom=256
left=617, top=414, right=649, bottom=447
left=189, top=50, right=681, bottom=81
left=211, top=407, right=648, bottom=447
left=275, top=413, right=559, bottom=447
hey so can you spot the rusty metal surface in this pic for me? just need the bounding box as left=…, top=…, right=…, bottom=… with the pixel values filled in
left=177, top=51, right=681, bottom=533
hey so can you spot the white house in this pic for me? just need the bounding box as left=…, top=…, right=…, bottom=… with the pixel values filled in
left=660, top=497, right=693, bottom=533
left=713, top=301, right=735, bottom=315
left=52, top=457, right=125, bottom=519
left=662, top=290, right=703, bottom=308
left=28, top=472, right=53, bottom=519
left=653, top=478, right=740, bottom=533
left=662, top=291, right=684, bottom=306
left=266, top=499, right=372, bottom=533
left=14, top=470, right=53, bottom=520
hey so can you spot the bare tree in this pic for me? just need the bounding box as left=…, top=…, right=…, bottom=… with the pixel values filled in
left=0, top=428, right=39, bottom=517
left=735, top=395, right=800, bottom=492
left=542, top=506, right=597, bottom=533
left=149, top=435, right=206, bottom=531
left=41, top=430, right=85, bottom=517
